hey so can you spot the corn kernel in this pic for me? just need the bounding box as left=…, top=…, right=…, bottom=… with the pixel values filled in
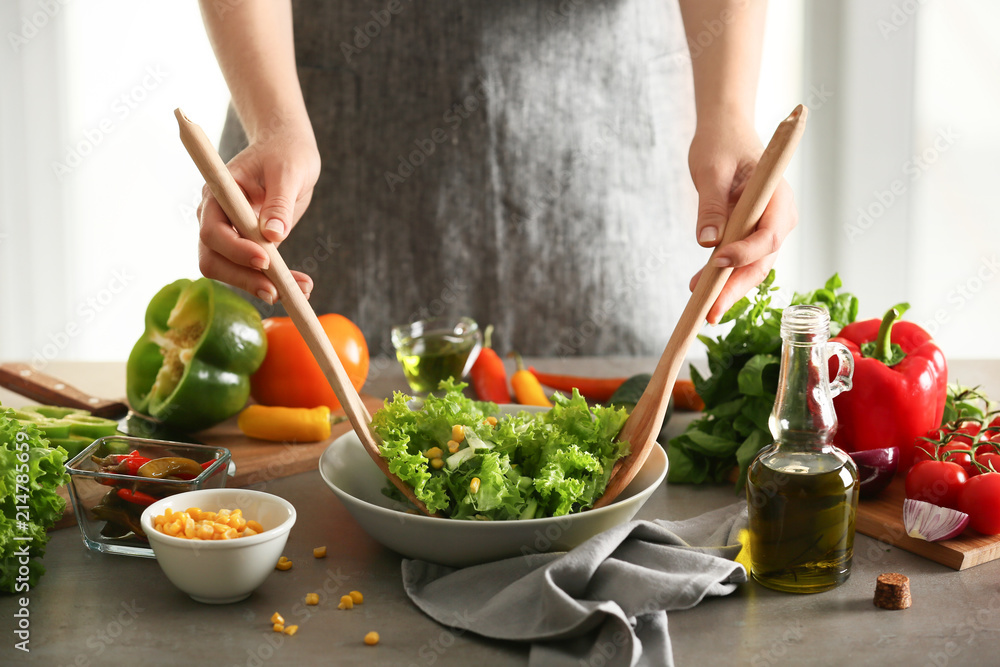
left=349, top=590, right=363, bottom=605
left=276, top=560, right=293, bottom=571
left=452, top=424, right=465, bottom=443
left=247, top=520, right=264, bottom=533
left=430, top=457, right=444, bottom=469
left=424, top=446, right=443, bottom=459
left=313, top=546, right=327, bottom=558
left=271, top=612, right=285, bottom=625
left=305, top=593, right=319, bottom=605
left=283, top=625, right=299, bottom=636
left=243, top=527, right=258, bottom=537
left=273, top=623, right=284, bottom=632
left=338, top=595, right=354, bottom=610
left=447, top=439, right=460, bottom=453
left=364, top=631, right=380, bottom=646
left=470, top=477, right=481, bottom=494
left=486, top=416, right=498, bottom=426
left=186, top=507, right=201, bottom=519
left=164, top=507, right=173, bottom=518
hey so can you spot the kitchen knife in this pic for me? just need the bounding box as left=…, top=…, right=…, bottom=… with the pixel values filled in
left=0, top=362, right=199, bottom=444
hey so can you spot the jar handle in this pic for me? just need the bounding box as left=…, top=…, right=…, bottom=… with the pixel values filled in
left=826, top=341, right=854, bottom=398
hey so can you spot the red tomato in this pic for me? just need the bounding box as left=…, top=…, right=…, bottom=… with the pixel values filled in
left=985, top=416, right=1000, bottom=442
left=976, top=452, right=1000, bottom=474
left=250, top=314, right=370, bottom=410
left=958, top=473, right=1000, bottom=535
left=905, top=460, right=968, bottom=510
left=940, top=443, right=977, bottom=477
left=949, top=421, right=982, bottom=447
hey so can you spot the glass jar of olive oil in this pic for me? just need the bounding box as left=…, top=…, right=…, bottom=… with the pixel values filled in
left=747, top=305, right=858, bottom=593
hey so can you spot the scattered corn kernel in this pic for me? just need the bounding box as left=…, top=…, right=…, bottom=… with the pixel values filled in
left=276, top=559, right=293, bottom=571
left=338, top=595, right=354, bottom=610
left=313, top=546, right=327, bottom=558
left=273, top=623, right=285, bottom=633
left=424, top=446, right=443, bottom=459
left=486, top=416, right=498, bottom=426
left=452, top=424, right=465, bottom=443
left=151, top=507, right=265, bottom=541
left=283, top=625, right=299, bottom=636
left=271, top=612, right=285, bottom=625
left=447, top=439, right=460, bottom=453
left=364, top=631, right=380, bottom=646
left=349, top=590, right=363, bottom=605
left=470, top=477, right=481, bottom=494
left=430, top=457, right=444, bottom=469
left=305, top=593, right=319, bottom=605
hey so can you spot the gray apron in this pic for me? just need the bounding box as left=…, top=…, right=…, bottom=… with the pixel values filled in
left=220, top=0, right=700, bottom=358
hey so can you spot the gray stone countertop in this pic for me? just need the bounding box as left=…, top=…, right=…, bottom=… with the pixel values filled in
left=2, top=358, right=1000, bottom=666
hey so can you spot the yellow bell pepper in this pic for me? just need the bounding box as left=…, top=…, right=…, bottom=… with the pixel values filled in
left=237, top=404, right=333, bottom=443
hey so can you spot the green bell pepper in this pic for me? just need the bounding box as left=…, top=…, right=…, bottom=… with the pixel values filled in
left=10, top=405, right=120, bottom=458
left=127, top=278, right=267, bottom=432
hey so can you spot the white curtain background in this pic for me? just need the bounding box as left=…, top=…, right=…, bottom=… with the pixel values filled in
left=0, top=1, right=994, bottom=363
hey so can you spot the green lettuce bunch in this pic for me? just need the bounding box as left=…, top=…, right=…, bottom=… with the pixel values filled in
left=1, top=405, right=69, bottom=592
left=371, top=381, right=629, bottom=519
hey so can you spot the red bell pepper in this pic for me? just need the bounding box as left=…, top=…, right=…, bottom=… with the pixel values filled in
left=469, top=326, right=512, bottom=404
left=830, top=305, right=947, bottom=471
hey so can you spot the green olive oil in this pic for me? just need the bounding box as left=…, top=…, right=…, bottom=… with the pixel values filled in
left=396, top=332, right=476, bottom=393
left=747, top=448, right=858, bottom=593
left=746, top=304, right=859, bottom=594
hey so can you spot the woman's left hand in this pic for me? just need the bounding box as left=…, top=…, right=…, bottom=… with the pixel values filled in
left=687, top=119, right=798, bottom=323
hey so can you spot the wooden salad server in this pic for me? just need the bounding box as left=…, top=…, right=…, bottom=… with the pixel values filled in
left=592, top=104, right=809, bottom=509
left=174, top=108, right=438, bottom=517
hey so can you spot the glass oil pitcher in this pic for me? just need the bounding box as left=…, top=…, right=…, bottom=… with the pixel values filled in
left=747, top=304, right=858, bottom=593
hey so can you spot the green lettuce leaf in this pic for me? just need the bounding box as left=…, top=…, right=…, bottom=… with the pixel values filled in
left=371, top=381, right=629, bottom=520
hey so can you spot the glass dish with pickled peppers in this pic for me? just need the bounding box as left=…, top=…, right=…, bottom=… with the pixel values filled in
left=65, top=436, right=232, bottom=557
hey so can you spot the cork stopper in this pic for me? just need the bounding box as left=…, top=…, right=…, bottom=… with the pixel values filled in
left=873, top=572, right=912, bottom=610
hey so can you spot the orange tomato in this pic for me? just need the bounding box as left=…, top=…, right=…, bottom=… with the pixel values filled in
left=250, top=314, right=369, bottom=410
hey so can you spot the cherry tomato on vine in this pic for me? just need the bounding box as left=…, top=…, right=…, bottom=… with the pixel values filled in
left=958, top=472, right=1000, bottom=535
left=905, top=460, right=968, bottom=510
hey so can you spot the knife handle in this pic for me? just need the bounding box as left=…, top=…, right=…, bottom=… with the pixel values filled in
left=0, top=363, right=128, bottom=419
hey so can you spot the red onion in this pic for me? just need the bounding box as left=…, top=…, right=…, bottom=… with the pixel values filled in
left=903, top=498, right=969, bottom=541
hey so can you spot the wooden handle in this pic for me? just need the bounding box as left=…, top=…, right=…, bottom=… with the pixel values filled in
left=593, top=105, right=809, bottom=509
left=174, top=108, right=436, bottom=516
left=0, top=363, right=128, bottom=419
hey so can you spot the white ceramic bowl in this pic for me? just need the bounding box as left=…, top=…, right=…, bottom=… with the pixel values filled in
left=319, top=407, right=667, bottom=567
left=140, top=488, right=296, bottom=604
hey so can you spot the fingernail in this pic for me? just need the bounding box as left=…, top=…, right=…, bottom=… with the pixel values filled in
left=250, top=257, right=268, bottom=270
left=713, top=256, right=733, bottom=268
left=256, top=289, right=275, bottom=304
left=264, top=219, right=284, bottom=236
left=699, top=226, right=718, bottom=244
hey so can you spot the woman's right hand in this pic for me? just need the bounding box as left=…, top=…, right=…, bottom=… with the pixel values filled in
left=197, top=129, right=321, bottom=304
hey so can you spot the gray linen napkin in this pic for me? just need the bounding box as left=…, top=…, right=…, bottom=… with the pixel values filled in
left=402, top=502, right=748, bottom=667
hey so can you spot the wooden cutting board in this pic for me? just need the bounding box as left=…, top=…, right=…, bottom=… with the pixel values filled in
left=54, top=394, right=385, bottom=529
left=856, top=476, right=1000, bottom=570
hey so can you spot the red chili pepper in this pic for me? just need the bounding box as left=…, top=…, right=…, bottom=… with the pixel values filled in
left=469, top=326, right=511, bottom=403
left=122, top=451, right=151, bottom=476
left=527, top=368, right=627, bottom=403
left=830, top=305, right=948, bottom=472
left=116, top=488, right=158, bottom=506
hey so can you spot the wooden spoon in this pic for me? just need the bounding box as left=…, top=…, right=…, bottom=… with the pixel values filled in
left=591, top=104, right=809, bottom=509
left=174, top=108, right=438, bottom=517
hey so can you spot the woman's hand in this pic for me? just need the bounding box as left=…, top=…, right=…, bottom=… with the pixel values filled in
left=687, top=119, right=798, bottom=323
left=197, top=129, right=321, bottom=304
